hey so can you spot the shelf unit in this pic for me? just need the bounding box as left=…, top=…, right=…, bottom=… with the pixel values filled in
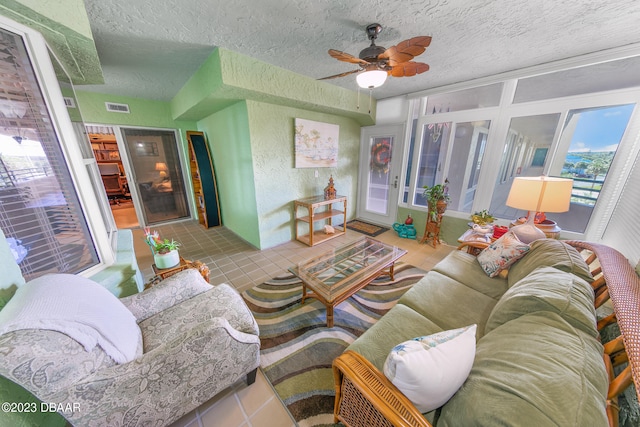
left=90, top=134, right=130, bottom=198
left=294, top=195, right=347, bottom=246
left=91, top=138, right=121, bottom=163
left=186, top=131, right=221, bottom=228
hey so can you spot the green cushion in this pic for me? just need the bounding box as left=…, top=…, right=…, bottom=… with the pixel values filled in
left=486, top=266, right=598, bottom=337
left=346, top=304, right=443, bottom=371
left=432, top=250, right=508, bottom=300
left=507, top=239, right=593, bottom=287
left=438, top=312, right=608, bottom=427
left=398, top=271, right=498, bottom=339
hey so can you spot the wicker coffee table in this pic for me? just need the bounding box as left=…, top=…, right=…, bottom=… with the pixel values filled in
left=289, top=237, right=407, bottom=327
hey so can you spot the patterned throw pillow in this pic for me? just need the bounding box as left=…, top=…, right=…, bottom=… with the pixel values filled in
left=383, top=324, right=477, bottom=413
left=477, top=230, right=530, bottom=277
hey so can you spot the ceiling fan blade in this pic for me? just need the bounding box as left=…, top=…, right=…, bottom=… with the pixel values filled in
left=380, top=36, right=432, bottom=66
left=389, top=62, right=430, bottom=77
left=328, top=49, right=369, bottom=65
left=317, top=69, right=362, bottom=80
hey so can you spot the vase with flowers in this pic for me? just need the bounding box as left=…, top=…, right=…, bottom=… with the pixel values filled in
left=144, top=227, right=181, bottom=269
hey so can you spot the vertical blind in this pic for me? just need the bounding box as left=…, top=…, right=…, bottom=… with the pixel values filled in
left=602, top=147, right=640, bottom=266
left=0, top=28, right=98, bottom=280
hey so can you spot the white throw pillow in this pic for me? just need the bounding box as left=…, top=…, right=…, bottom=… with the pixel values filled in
left=383, top=324, right=477, bottom=413
left=0, top=273, right=142, bottom=364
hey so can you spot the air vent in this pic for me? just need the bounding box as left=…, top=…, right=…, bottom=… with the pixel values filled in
left=63, top=97, right=76, bottom=108
left=105, top=102, right=130, bottom=113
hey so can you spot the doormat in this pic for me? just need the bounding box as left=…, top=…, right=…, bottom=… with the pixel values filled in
left=242, top=264, right=427, bottom=426
left=346, top=219, right=389, bottom=237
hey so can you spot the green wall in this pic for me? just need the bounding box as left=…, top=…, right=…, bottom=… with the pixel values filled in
left=196, top=99, right=361, bottom=250
left=173, top=48, right=374, bottom=126
left=246, top=100, right=360, bottom=249
left=198, top=102, right=260, bottom=247
left=0, top=0, right=103, bottom=85
left=171, top=46, right=369, bottom=249
left=75, top=91, right=197, bottom=130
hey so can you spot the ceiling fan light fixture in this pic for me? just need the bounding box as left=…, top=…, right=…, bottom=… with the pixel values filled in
left=356, top=70, right=387, bottom=89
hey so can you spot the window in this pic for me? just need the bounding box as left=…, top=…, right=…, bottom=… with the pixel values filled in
left=401, top=54, right=640, bottom=239
left=413, top=121, right=452, bottom=206
left=555, top=104, right=634, bottom=232
left=0, top=26, right=99, bottom=280
left=425, top=83, right=503, bottom=114
left=490, top=113, right=561, bottom=218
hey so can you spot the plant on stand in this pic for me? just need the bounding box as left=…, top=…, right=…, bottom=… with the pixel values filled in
left=144, top=227, right=181, bottom=269
left=422, top=179, right=451, bottom=221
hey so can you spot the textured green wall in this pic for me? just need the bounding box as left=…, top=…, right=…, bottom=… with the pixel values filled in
left=173, top=48, right=374, bottom=126
left=198, top=102, right=260, bottom=247
left=172, top=46, right=369, bottom=249
left=75, top=91, right=196, bottom=130
left=194, top=98, right=362, bottom=250
left=0, top=0, right=103, bottom=85
left=17, top=0, right=93, bottom=37
left=246, top=100, right=360, bottom=249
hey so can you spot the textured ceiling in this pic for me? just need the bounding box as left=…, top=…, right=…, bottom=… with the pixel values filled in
left=80, top=0, right=640, bottom=102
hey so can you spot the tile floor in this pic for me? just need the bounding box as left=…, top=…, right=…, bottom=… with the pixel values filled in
left=132, top=221, right=455, bottom=427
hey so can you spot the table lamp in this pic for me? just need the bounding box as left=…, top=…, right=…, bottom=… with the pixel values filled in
left=155, top=162, right=169, bottom=180
left=505, top=176, right=573, bottom=243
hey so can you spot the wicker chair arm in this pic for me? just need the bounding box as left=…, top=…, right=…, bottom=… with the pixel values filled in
left=333, top=350, right=433, bottom=427
left=565, top=240, right=640, bottom=404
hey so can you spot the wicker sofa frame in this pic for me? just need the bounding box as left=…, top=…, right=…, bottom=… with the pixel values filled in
left=332, top=240, right=640, bottom=427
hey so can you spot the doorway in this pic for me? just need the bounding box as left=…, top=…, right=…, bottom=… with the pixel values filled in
left=120, top=127, right=190, bottom=225
left=88, top=129, right=138, bottom=229
left=356, top=124, right=405, bottom=226
left=87, top=125, right=191, bottom=228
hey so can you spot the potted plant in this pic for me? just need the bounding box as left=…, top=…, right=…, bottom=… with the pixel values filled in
left=423, top=179, right=451, bottom=221
left=471, top=209, right=495, bottom=226
left=144, top=228, right=181, bottom=269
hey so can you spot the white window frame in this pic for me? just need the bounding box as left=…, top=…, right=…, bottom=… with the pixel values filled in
left=399, top=44, right=640, bottom=241
left=0, top=15, right=114, bottom=274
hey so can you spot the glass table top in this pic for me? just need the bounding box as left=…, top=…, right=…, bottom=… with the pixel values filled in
left=289, top=237, right=407, bottom=302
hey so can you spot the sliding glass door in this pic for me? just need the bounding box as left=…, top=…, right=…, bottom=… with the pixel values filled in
left=120, top=128, right=190, bottom=224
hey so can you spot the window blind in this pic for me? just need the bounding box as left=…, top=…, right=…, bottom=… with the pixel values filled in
left=0, top=28, right=98, bottom=280
left=602, top=147, right=640, bottom=265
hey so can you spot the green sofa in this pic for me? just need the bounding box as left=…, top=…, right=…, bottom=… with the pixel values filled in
left=333, top=239, right=640, bottom=426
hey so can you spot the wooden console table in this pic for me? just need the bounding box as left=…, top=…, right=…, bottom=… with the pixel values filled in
left=294, top=195, right=347, bottom=246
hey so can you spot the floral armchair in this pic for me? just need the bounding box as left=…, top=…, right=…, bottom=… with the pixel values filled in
left=0, top=268, right=260, bottom=426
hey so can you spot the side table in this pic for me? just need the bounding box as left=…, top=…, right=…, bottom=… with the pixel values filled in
left=145, top=258, right=210, bottom=290
left=294, top=195, right=347, bottom=246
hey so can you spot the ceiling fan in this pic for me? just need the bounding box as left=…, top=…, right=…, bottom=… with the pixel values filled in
left=319, top=23, right=431, bottom=89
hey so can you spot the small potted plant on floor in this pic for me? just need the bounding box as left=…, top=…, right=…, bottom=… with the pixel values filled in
left=144, top=228, right=181, bottom=269
left=423, top=179, right=451, bottom=221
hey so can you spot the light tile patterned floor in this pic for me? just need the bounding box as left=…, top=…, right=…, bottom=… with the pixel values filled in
left=132, top=221, right=454, bottom=427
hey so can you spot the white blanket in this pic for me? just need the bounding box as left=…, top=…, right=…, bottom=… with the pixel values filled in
left=0, top=273, right=142, bottom=364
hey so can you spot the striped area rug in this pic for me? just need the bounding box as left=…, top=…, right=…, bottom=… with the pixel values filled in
left=241, top=264, right=427, bottom=427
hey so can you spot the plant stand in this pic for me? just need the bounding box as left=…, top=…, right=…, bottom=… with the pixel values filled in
left=420, top=200, right=447, bottom=247
left=420, top=218, right=442, bottom=247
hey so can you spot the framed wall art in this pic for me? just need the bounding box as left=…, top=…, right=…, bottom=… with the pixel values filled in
left=294, top=118, right=339, bottom=168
